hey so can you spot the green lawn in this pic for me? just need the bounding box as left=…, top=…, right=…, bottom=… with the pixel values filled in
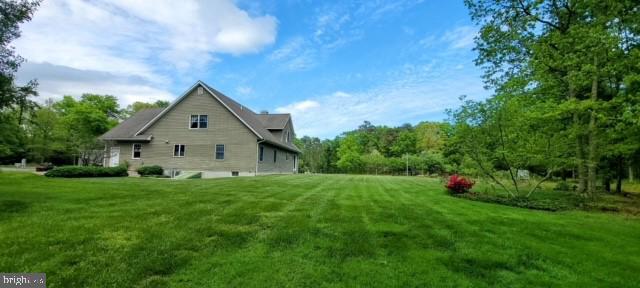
left=0, top=172, right=639, bottom=287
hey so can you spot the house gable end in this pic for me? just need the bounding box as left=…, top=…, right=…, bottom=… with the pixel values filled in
left=135, top=81, right=263, bottom=139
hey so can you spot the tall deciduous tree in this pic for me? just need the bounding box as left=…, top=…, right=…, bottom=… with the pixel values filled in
left=465, top=0, right=640, bottom=196
left=1, top=0, right=40, bottom=110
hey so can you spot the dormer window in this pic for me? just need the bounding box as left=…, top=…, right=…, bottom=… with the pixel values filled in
left=190, top=114, right=208, bottom=129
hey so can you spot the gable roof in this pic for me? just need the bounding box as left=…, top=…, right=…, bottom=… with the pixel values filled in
left=100, top=108, right=163, bottom=141
left=101, top=81, right=300, bottom=153
left=255, top=113, right=290, bottom=130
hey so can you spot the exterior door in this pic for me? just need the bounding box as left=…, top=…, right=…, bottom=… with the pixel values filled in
left=109, top=147, right=120, bottom=167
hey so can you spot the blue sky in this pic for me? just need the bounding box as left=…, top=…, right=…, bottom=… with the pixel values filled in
left=14, top=0, right=489, bottom=139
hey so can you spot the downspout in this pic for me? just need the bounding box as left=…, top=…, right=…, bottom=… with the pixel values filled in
left=256, top=139, right=265, bottom=176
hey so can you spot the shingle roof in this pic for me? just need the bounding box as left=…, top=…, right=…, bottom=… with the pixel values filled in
left=100, top=81, right=300, bottom=153
left=100, top=108, right=164, bottom=140
left=255, top=113, right=290, bottom=129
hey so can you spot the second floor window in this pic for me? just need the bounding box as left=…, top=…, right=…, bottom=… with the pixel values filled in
left=190, top=114, right=208, bottom=129
left=174, top=144, right=185, bottom=157
left=273, top=150, right=277, bottom=163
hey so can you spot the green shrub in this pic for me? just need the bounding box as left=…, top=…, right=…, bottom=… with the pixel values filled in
left=452, top=193, right=576, bottom=211
left=553, top=181, right=575, bottom=192
left=137, top=165, right=164, bottom=176
left=45, top=166, right=128, bottom=178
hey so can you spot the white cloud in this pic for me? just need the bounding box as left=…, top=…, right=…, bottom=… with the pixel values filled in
left=268, top=37, right=316, bottom=71
left=269, top=37, right=305, bottom=61
left=442, top=25, right=477, bottom=49
left=276, top=62, right=489, bottom=138
left=13, top=0, right=277, bottom=105
left=17, top=62, right=173, bottom=106
left=275, top=100, right=320, bottom=113
left=236, top=86, right=253, bottom=95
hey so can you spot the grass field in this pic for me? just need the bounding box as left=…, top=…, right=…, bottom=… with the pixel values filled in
left=1, top=172, right=639, bottom=287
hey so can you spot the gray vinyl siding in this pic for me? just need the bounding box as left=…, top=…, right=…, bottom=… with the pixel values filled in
left=257, top=143, right=296, bottom=174
left=111, top=86, right=259, bottom=173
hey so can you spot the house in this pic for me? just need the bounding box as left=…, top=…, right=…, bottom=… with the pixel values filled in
left=100, top=81, right=300, bottom=177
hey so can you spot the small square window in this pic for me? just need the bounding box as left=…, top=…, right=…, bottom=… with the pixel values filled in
left=174, top=144, right=185, bottom=157
left=197, top=86, right=204, bottom=95
left=215, top=144, right=224, bottom=160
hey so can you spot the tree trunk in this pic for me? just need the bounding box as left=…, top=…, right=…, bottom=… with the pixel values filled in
left=630, top=166, right=634, bottom=182
left=616, top=157, right=624, bottom=194
left=570, top=84, right=587, bottom=194
left=587, top=57, right=599, bottom=196
left=604, top=176, right=611, bottom=193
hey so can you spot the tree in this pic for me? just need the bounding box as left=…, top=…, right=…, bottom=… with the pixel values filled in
left=415, top=121, right=450, bottom=153
left=336, top=134, right=364, bottom=172
left=450, top=93, right=569, bottom=197
left=123, top=100, right=169, bottom=118
left=0, top=0, right=41, bottom=163
left=390, top=129, right=417, bottom=157
left=26, top=98, right=58, bottom=163
left=465, top=0, right=640, bottom=196
left=296, top=136, right=325, bottom=173
left=1, top=0, right=41, bottom=110
left=53, top=94, right=121, bottom=165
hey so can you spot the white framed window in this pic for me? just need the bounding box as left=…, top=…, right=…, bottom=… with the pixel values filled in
left=215, top=144, right=225, bottom=160
left=173, top=144, right=185, bottom=157
left=189, top=114, right=208, bottom=129
left=132, top=143, right=142, bottom=159
left=197, top=86, right=204, bottom=95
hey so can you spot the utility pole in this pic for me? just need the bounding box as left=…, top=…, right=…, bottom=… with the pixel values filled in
left=405, top=153, right=409, bottom=176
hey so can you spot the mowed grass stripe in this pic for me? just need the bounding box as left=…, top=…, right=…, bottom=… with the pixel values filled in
left=0, top=172, right=638, bottom=287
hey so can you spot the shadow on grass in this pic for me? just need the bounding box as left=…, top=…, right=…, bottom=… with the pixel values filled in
left=0, top=200, right=29, bottom=218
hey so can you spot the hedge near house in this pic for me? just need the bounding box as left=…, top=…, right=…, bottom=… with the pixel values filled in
left=45, top=166, right=128, bottom=178
left=136, top=165, right=163, bottom=176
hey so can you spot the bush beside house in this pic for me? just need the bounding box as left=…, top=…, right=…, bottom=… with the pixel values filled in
left=136, top=165, right=164, bottom=176
left=45, top=166, right=128, bottom=178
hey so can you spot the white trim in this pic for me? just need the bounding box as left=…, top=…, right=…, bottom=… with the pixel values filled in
left=131, top=143, right=142, bottom=159
left=135, top=81, right=263, bottom=139
left=215, top=144, right=225, bottom=161
left=173, top=144, right=186, bottom=158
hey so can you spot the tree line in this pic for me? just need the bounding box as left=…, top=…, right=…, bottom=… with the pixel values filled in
left=295, top=121, right=455, bottom=176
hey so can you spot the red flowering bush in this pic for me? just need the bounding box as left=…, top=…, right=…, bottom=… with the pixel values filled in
left=446, top=174, right=475, bottom=194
